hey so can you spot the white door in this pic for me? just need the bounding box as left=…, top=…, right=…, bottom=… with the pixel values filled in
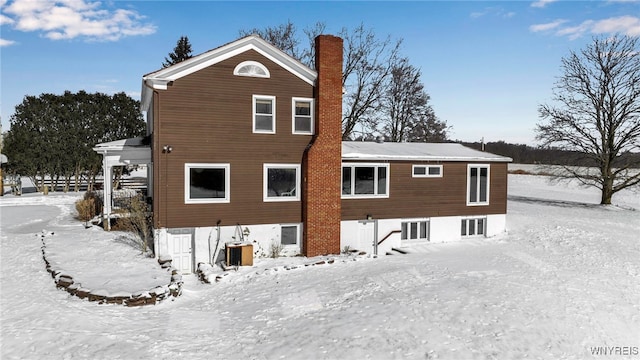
left=169, top=233, right=192, bottom=274
left=357, top=221, right=375, bottom=254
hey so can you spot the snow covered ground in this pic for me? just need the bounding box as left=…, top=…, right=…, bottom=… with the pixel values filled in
left=1, top=173, right=639, bottom=359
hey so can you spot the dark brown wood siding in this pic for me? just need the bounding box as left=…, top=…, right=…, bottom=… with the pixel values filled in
left=153, top=50, right=313, bottom=228
left=341, top=161, right=508, bottom=220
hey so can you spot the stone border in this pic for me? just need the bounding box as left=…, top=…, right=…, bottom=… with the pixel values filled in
left=39, top=231, right=183, bottom=307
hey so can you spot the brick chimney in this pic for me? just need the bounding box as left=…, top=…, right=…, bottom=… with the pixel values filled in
left=302, top=35, right=343, bottom=257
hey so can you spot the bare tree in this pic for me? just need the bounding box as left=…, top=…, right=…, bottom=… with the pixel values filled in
left=381, top=57, right=448, bottom=142
left=239, top=22, right=402, bottom=140
left=536, top=35, right=640, bottom=204
left=240, top=20, right=303, bottom=64
left=340, top=24, right=402, bottom=140
left=300, top=21, right=327, bottom=69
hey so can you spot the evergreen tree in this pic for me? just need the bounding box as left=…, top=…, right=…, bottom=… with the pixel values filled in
left=4, top=91, right=145, bottom=192
left=162, top=36, right=193, bottom=68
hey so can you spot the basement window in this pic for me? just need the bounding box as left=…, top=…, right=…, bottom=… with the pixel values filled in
left=401, top=220, right=429, bottom=240
left=280, top=224, right=300, bottom=246
left=461, top=218, right=485, bottom=237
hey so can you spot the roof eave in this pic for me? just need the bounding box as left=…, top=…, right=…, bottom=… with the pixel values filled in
left=143, top=35, right=317, bottom=86
left=341, top=155, right=513, bottom=162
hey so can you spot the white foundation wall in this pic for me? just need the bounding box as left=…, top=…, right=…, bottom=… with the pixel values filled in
left=429, top=216, right=465, bottom=243
left=485, top=214, right=507, bottom=237
left=153, top=228, right=168, bottom=258
left=340, top=213, right=508, bottom=255
left=154, top=223, right=303, bottom=266
left=339, top=221, right=360, bottom=251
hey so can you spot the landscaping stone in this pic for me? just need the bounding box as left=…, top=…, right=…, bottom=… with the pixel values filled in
left=56, top=276, right=74, bottom=289
left=40, top=231, right=182, bottom=307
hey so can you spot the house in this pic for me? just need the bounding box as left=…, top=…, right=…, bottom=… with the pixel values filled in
left=94, top=34, right=511, bottom=274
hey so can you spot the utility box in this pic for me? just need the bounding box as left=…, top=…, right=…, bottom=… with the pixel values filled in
left=225, top=243, right=253, bottom=267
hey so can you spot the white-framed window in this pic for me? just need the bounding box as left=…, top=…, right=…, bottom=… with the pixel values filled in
left=461, top=217, right=486, bottom=237
left=401, top=220, right=429, bottom=241
left=341, top=163, right=390, bottom=198
left=467, top=164, right=490, bottom=205
left=292, top=97, right=314, bottom=135
left=253, top=95, right=276, bottom=134
left=412, top=165, right=443, bottom=178
left=184, top=163, right=230, bottom=204
left=264, top=164, right=300, bottom=202
left=280, top=224, right=301, bottom=247
left=233, top=61, right=270, bottom=78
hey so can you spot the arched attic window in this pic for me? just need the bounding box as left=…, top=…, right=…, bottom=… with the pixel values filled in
left=233, top=61, right=270, bottom=78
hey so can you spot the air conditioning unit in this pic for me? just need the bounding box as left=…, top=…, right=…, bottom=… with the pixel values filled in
left=225, top=243, right=253, bottom=267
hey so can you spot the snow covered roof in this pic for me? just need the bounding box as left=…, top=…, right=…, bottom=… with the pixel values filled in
left=93, top=137, right=148, bottom=152
left=342, top=141, right=512, bottom=162
left=141, top=34, right=317, bottom=112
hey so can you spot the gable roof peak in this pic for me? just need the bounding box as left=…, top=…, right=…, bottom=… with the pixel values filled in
left=141, top=34, right=317, bottom=112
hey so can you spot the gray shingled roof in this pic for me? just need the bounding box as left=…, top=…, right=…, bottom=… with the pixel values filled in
left=342, top=141, right=512, bottom=162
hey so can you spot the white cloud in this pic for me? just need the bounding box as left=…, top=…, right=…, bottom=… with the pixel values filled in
left=529, top=19, right=568, bottom=32
left=0, top=13, right=13, bottom=25
left=531, top=0, right=558, bottom=8
left=556, top=20, right=595, bottom=40
left=0, top=38, right=16, bottom=46
left=530, top=16, right=640, bottom=39
left=592, top=15, right=640, bottom=36
left=1, top=0, right=156, bottom=42
left=470, top=7, right=516, bottom=19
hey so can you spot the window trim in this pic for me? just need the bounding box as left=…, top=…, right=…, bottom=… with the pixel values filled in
left=184, top=163, right=230, bottom=204
left=280, top=224, right=301, bottom=248
left=466, top=164, right=490, bottom=206
left=461, top=217, right=486, bottom=237
left=291, top=97, right=314, bottom=135
left=341, top=162, right=390, bottom=199
left=252, top=95, right=276, bottom=134
left=401, top=219, right=430, bottom=241
left=412, top=164, right=443, bottom=178
left=233, top=61, right=270, bottom=78
left=263, top=163, right=301, bottom=202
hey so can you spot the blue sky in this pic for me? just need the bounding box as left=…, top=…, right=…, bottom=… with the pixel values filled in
left=1, top=1, right=639, bottom=145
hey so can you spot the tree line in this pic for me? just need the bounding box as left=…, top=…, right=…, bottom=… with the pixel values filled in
left=3, top=91, right=144, bottom=192
left=461, top=140, right=640, bottom=168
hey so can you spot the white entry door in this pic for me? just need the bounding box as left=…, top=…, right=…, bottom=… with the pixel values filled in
left=357, top=221, right=376, bottom=254
left=168, top=233, right=192, bottom=274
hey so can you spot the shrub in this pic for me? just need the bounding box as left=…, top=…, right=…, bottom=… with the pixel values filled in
left=75, top=191, right=102, bottom=222
left=269, top=240, right=284, bottom=258
left=115, top=194, right=152, bottom=254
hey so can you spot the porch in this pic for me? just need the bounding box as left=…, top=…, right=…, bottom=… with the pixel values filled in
left=93, top=137, right=151, bottom=229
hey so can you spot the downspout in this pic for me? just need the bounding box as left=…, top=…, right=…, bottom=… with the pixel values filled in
left=142, top=79, right=162, bottom=229
left=301, top=132, right=319, bottom=255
